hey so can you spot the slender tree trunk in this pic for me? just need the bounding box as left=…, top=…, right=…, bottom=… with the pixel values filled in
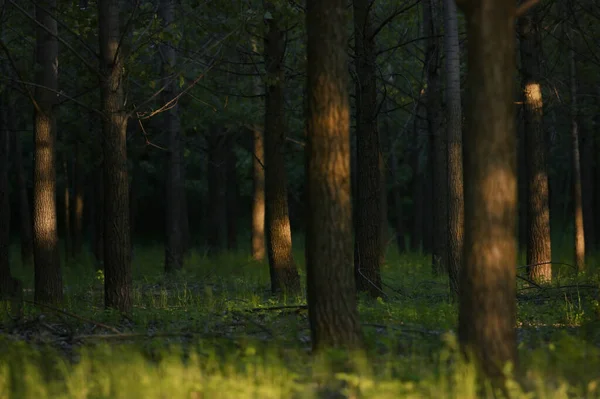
left=519, top=10, right=552, bottom=283
left=444, top=0, right=463, bottom=296
left=263, top=1, right=300, bottom=295
left=91, top=110, right=104, bottom=270
left=306, top=0, right=362, bottom=350
left=457, top=0, right=518, bottom=382
left=10, top=111, right=34, bottom=266
left=72, top=138, right=85, bottom=257
left=581, top=121, right=595, bottom=255
left=98, top=0, right=132, bottom=313
left=161, top=0, right=184, bottom=272
left=353, top=0, right=382, bottom=296
left=568, top=41, right=585, bottom=272
left=251, top=124, right=266, bottom=261
left=0, top=96, right=16, bottom=298
left=411, top=107, right=426, bottom=252
left=33, top=0, right=63, bottom=305
left=226, top=142, right=238, bottom=250
left=424, top=0, right=448, bottom=276
left=63, top=157, right=71, bottom=262
left=517, top=110, right=528, bottom=253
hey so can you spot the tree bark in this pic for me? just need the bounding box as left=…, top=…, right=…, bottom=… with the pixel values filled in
left=226, top=142, right=238, bottom=250
left=91, top=112, right=104, bottom=270
left=444, top=0, right=463, bottom=296
left=10, top=109, right=34, bottom=267
left=518, top=10, right=552, bottom=283
left=306, top=0, right=362, bottom=350
left=251, top=124, right=266, bottom=261
left=98, top=0, right=132, bottom=313
left=568, top=39, right=585, bottom=272
left=581, top=119, right=595, bottom=255
left=263, top=1, right=300, bottom=295
left=456, top=0, right=518, bottom=382
left=33, top=0, right=63, bottom=305
left=161, top=0, right=185, bottom=273
left=353, top=0, right=382, bottom=297
left=411, top=102, right=427, bottom=252
left=62, top=157, right=71, bottom=262
left=424, top=0, right=448, bottom=275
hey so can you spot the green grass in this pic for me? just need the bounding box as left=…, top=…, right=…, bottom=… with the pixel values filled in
left=1, top=239, right=599, bottom=398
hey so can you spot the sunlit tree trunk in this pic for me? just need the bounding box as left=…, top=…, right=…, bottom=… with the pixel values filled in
left=568, top=38, right=585, bottom=272
left=519, top=9, right=551, bottom=283
left=160, top=0, right=184, bottom=273
left=353, top=0, right=382, bottom=296
left=456, top=0, right=518, bottom=382
left=424, top=0, right=448, bottom=275
left=33, top=0, right=63, bottom=305
left=306, top=0, right=362, bottom=350
left=444, top=0, right=463, bottom=296
left=98, top=0, right=132, bottom=313
left=263, top=1, right=300, bottom=295
left=251, top=124, right=266, bottom=261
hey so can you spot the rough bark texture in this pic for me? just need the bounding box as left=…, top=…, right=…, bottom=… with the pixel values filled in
left=456, top=0, right=518, bottom=382
left=33, top=0, right=63, bottom=305
left=568, top=42, right=585, bottom=272
left=519, top=11, right=552, bottom=283
left=263, top=2, right=300, bottom=295
left=161, top=0, right=185, bottom=273
left=424, top=0, right=448, bottom=275
left=353, top=0, right=382, bottom=297
left=306, top=0, right=362, bottom=350
left=10, top=111, right=34, bottom=266
left=98, top=0, right=132, bottom=313
left=444, top=0, right=463, bottom=296
left=251, top=124, right=266, bottom=261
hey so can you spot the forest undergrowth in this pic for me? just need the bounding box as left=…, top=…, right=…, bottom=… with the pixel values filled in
left=0, top=238, right=599, bottom=399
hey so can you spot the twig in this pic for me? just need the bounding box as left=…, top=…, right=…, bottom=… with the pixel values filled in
left=22, top=300, right=121, bottom=334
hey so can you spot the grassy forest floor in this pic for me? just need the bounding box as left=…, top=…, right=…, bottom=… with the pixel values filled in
left=1, top=239, right=600, bottom=398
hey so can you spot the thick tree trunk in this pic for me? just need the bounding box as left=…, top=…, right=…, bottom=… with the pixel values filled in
left=457, top=0, right=518, bottom=382
left=424, top=0, right=448, bottom=275
left=568, top=42, right=585, bottom=272
left=10, top=110, right=34, bottom=266
left=33, top=0, right=63, bottom=305
left=353, top=0, right=382, bottom=297
left=98, top=0, right=132, bottom=313
left=306, top=0, right=362, bottom=350
left=263, top=1, right=300, bottom=295
left=444, top=0, right=463, bottom=296
left=161, top=0, right=185, bottom=272
left=519, top=10, right=552, bottom=283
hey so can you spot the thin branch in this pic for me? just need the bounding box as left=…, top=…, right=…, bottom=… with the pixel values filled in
left=370, top=1, right=421, bottom=40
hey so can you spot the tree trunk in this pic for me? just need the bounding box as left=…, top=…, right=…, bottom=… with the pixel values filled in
left=92, top=113, right=104, bottom=270
left=353, top=0, right=382, bottom=297
left=63, top=157, right=71, bottom=262
left=72, top=138, right=85, bottom=258
left=306, top=0, right=362, bottom=350
left=33, top=0, right=63, bottom=305
left=0, top=95, right=15, bottom=298
left=207, top=128, right=228, bottom=254
left=424, top=0, right=448, bottom=276
left=457, top=0, right=518, bottom=382
left=263, top=1, right=300, bottom=295
left=517, top=110, right=528, bottom=253
left=411, top=105, right=426, bottom=252
left=519, top=10, right=552, bottom=283
left=98, top=0, right=132, bottom=313
left=581, top=121, right=595, bottom=255
left=161, top=0, right=185, bottom=273
left=10, top=109, right=34, bottom=267
left=226, top=142, right=238, bottom=250
left=568, top=40, right=585, bottom=272
left=251, top=124, right=266, bottom=261
left=444, top=0, right=463, bottom=296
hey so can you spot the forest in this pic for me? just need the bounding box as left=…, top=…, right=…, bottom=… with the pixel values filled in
left=0, top=0, right=600, bottom=397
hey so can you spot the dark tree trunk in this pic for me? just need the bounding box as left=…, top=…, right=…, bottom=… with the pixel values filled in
left=263, top=1, right=300, bottom=295
left=519, top=10, right=552, bottom=283
left=424, top=0, right=448, bottom=276
left=306, top=0, right=362, bottom=350
left=517, top=110, right=528, bottom=254
left=457, top=0, right=518, bottom=382
left=226, top=142, right=238, bottom=250
left=98, top=0, right=132, bottom=313
left=444, top=0, right=464, bottom=296
left=161, top=0, right=185, bottom=273
left=62, top=157, right=71, bottom=262
left=581, top=124, right=595, bottom=255
left=353, top=0, right=382, bottom=297
left=10, top=110, right=34, bottom=266
left=72, top=138, right=85, bottom=258
left=207, top=128, right=228, bottom=254
left=91, top=111, right=104, bottom=270
left=33, top=0, right=63, bottom=305
left=410, top=116, right=425, bottom=253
